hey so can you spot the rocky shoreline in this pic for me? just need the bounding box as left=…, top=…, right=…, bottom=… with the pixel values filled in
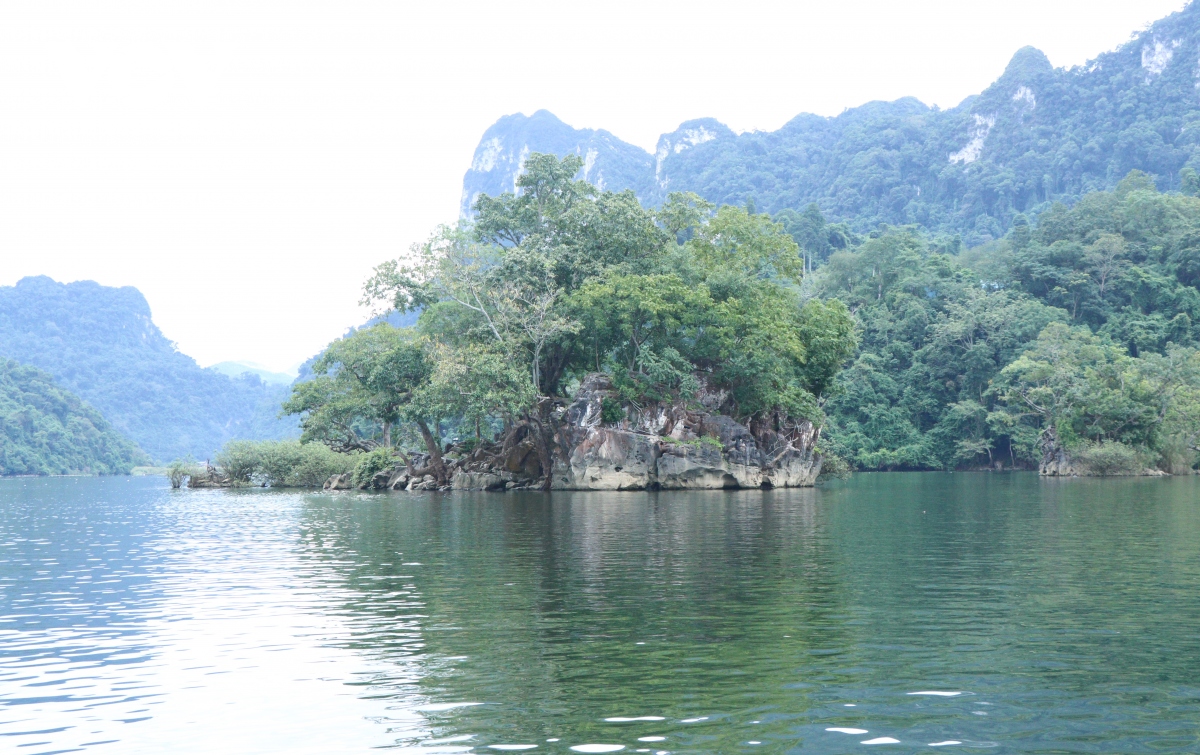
left=192, top=373, right=827, bottom=492
left=330, top=374, right=824, bottom=492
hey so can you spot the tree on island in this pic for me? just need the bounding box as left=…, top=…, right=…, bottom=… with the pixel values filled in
left=285, top=153, right=857, bottom=489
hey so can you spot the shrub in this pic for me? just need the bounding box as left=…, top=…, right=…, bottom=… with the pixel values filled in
left=816, top=449, right=852, bottom=480
left=257, top=441, right=356, bottom=487
left=215, top=439, right=356, bottom=487
left=216, top=440, right=262, bottom=484
left=1157, top=434, right=1199, bottom=475
left=284, top=443, right=356, bottom=487
left=1073, top=440, right=1143, bottom=476
left=600, top=397, right=624, bottom=425
left=351, top=447, right=396, bottom=488
left=660, top=435, right=724, bottom=451
left=166, top=457, right=201, bottom=489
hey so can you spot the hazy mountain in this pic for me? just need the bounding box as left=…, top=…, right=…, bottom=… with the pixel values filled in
left=0, top=358, right=146, bottom=475
left=208, top=361, right=297, bottom=386
left=460, top=110, right=656, bottom=217
left=0, top=276, right=298, bottom=462
left=463, top=2, right=1200, bottom=245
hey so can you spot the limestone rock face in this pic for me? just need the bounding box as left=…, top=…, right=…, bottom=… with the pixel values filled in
left=323, top=473, right=355, bottom=490
left=655, top=443, right=743, bottom=489
left=542, top=373, right=823, bottom=491
left=1038, top=427, right=1080, bottom=476
left=555, top=427, right=659, bottom=490
left=317, top=373, right=826, bottom=493
left=451, top=470, right=508, bottom=491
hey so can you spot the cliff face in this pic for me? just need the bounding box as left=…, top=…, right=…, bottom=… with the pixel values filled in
left=549, top=374, right=822, bottom=490
left=1038, top=427, right=1080, bottom=476
left=427, top=372, right=820, bottom=492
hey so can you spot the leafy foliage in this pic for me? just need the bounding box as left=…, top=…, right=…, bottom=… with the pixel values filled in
left=166, top=457, right=202, bottom=488
left=214, top=440, right=356, bottom=487
left=0, top=358, right=146, bottom=475
left=364, top=155, right=856, bottom=421
left=817, top=176, right=1200, bottom=473
left=291, top=154, right=863, bottom=488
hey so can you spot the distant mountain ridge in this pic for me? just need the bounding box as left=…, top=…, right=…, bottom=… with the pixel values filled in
left=463, top=2, right=1200, bottom=245
left=0, top=276, right=297, bottom=462
left=208, top=361, right=297, bottom=386
left=460, top=111, right=656, bottom=217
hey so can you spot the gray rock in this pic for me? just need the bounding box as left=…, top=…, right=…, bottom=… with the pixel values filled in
left=369, top=470, right=393, bottom=489
left=546, top=373, right=823, bottom=490
left=554, top=427, right=659, bottom=490
left=387, top=468, right=409, bottom=490
left=1039, top=427, right=1079, bottom=476
left=323, top=473, right=354, bottom=491
left=451, top=470, right=507, bottom=490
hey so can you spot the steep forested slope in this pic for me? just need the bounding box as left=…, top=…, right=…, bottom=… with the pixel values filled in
left=0, top=359, right=145, bottom=475
left=817, top=173, right=1200, bottom=473
left=0, top=277, right=297, bottom=462
left=463, top=2, right=1200, bottom=246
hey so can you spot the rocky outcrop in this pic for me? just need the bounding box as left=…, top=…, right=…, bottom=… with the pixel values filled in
left=546, top=373, right=823, bottom=490
left=316, top=373, right=825, bottom=493
left=188, top=464, right=234, bottom=488
left=1038, top=427, right=1080, bottom=476
left=1038, top=427, right=1168, bottom=477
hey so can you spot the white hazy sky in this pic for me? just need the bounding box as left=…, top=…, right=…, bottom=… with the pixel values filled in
left=0, top=0, right=1188, bottom=373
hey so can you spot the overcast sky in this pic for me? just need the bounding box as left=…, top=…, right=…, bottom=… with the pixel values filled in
left=0, top=0, right=1188, bottom=373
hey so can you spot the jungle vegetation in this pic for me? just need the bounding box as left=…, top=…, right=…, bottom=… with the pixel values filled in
left=0, top=358, right=146, bottom=475
left=464, top=3, right=1200, bottom=248
left=279, top=153, right=857, bottom=487
left=817, top=171, right=1200, bottom=474
left=0, top=277, right=297, bottom=463
left=273, top=158, right=1200, bottom=480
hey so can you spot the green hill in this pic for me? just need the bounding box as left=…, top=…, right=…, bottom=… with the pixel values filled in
left=0, top=358, right=145, bottom=475
left=0, top=276, right=298, bottom=462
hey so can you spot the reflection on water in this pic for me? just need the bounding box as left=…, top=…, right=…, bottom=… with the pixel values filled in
left=2, top=474, right=1199, bottom=753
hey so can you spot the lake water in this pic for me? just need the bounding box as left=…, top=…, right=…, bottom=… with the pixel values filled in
left=2, top=474, right=1199, bottom=754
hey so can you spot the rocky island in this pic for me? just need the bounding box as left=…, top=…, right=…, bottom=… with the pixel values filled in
left=320, top=373, right=823, bottom=492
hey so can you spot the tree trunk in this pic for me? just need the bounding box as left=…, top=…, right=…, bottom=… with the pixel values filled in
left=382, top=421, right=392, bottom=448
left=415, top=419, right=447, bottom=484
left=530, top=399, right=558, bottom=492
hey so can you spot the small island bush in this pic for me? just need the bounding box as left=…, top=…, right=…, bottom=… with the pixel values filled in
left=600, top=397, right=623, bottom=425
left=1072, top=441, right=1144, bottom=477
left=166, top=458, right=202, bottom=489
left=215, top=440, right=356, bottom=487
left=351, top=447, right=397, bottom=488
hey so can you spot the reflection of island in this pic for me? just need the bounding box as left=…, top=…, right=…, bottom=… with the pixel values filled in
left=292, top=488, right=844, bottom=747
left=289, top=473, right=1200, bottom=751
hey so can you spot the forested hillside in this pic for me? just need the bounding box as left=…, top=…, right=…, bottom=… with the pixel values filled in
left=818, top=172, right=1200, bottom=473
left=0, top=277, right=297, bottom=462
left=0, top=359, right=145, bottom=475
left=464, top=2, right=1200, bottom=246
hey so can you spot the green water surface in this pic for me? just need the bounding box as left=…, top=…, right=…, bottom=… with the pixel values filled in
left=1, top=473, right=1198, bottom=753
